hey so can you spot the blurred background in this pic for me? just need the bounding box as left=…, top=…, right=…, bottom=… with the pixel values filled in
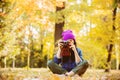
left=0, top=0, right=120, bottom=72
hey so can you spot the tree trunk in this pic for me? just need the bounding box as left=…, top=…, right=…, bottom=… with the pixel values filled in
left=115, top=43, right=119, bottom=70
left=115, top=1, right=120, bottom=69
left=4, top=57, right=7, bottom=68
left=54, top=2, right=65, bottom=48
left=105, top=6, right=117, bottom=72
left=27, top=49, right=30, bottom=70
left=12, top=56, right=15, bottom=68
left=105, top=44, right=113, bottom=72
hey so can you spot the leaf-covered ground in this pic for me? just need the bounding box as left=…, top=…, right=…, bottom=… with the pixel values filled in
left=0, top=68, right=120, bottom=80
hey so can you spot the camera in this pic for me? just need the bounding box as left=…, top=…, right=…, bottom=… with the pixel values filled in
left=60, top=40, right=70, bottom=48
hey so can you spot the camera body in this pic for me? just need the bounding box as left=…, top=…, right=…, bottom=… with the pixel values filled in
left=60, top=40, right=70, bottom=48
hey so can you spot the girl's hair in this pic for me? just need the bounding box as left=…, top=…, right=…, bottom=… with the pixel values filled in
left=61, top=39, right=77, bottom=63
left=73, top=39, right=77, bottom=47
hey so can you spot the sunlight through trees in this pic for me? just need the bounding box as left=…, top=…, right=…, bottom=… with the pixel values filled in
left=0, top=0, right=120, bottom=71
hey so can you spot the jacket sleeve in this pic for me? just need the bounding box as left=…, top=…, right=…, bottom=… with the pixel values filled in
left=76, top=48, right=84, bottom=61
left=53, top=55, right=61, bottom=64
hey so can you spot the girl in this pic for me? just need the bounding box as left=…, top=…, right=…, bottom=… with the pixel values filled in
left=47, top=30, right=89, bottom=76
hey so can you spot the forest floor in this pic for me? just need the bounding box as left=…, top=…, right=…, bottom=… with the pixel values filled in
left=0, top=68, right=120, bottom=80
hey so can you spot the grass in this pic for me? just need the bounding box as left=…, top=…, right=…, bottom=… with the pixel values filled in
left=0, top=68, right=120, bottom=80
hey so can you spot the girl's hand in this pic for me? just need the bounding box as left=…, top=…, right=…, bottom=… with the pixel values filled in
left=58, top=40, right=63, bottom=48
left=68, top=39, right=76, bottom=51
left=70, top=44, right=76, bottom=51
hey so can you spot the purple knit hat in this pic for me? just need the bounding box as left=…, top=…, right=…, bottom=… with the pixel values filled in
left=62, top=30, right=75, bottom=40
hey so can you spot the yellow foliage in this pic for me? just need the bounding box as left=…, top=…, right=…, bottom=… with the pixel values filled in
left=1, top=0, right=119, bottom=69
left=92, top=0, right=114, bottom=9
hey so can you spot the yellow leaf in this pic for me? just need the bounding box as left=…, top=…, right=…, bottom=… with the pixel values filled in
left=50, top=74, right=61, bottom=80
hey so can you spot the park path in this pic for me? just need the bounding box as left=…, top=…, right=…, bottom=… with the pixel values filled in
left=0, top=68, right=120, bottom=80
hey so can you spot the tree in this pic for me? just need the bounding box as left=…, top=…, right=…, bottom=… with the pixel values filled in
left=0, top=0, right=55, bottom=68
left=54, top=1, right=65, bottom=49
left=105, top=0, right=120, bottom=72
